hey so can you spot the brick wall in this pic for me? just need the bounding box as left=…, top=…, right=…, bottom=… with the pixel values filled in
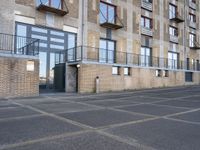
left=0, top=55, right=39, bottom=98
left=78, top=63, right=200, bottom=93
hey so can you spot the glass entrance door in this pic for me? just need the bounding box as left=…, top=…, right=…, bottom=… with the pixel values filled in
left=16, top=22, right=77, bottom=91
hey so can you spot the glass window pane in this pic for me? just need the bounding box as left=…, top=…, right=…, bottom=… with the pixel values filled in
left=100, top=3, right=107, bottom=23
left=108, top=6, right=115, bottom=23
left=108, top=41, right=115, bottom=63
left=51, top=0, right=61, bottom=9
left=39, top=52, right=47, bottom=85
left=67, top=34, right=76, bottom=61
left=99, top=40, right=107, bottom=62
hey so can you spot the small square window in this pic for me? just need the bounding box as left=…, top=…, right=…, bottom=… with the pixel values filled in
left=112, top=66, right=119, bottom=75
left=156, top=69, right=162, bottom=77
left=124, top=67, right=131, bottom=76
left=163, top=70, right=169, bottom=77
left=27, top=60, right=35, bottom=71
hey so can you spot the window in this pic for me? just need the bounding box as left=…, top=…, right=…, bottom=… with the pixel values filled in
left=156, top=69, right=162, bottom=77
left=169, top=26, right=178, bottom=36
left=37, top=0, right=63, bottom=9
left=197, top=60, right=200, bottom=71
left=163, top=70, right=169, bottom=77
left=143, top=0, right=152, bottom=3
left=112, top=66, right=120, bottom=75
left=189, top=13, right=196, bottom=23
left=185, top=72, right=193, bottom=82
left=192, top=59, right=195, bottom=70
left=168, top=52, right=179, bottom=69
left=189, top=0, right=196, bottom=4
left=100, top=1, right=116, bottom=24
left=141, top=16, right=152, bottom=29
left=16, top=24, right=27, bottom=53
left=99, top=39, right=115, bottom=63
left=189, top=33, right=195, bottom=47
left=124, top=67, right=131, bottom=76
left=140, top=47, right=152, bottom=66
left=169, top=4, right=177, bottom=19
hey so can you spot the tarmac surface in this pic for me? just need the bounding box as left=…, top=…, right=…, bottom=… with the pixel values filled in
left=1, top=85, right=200, bottom=150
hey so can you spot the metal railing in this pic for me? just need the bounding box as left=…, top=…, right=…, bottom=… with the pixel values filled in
left=0, top=33, right=39, bottom=56
left=56, top=46, right=200, bottom=71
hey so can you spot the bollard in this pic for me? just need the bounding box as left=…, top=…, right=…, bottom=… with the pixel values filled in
left=95, top=76, right=100, bottom=94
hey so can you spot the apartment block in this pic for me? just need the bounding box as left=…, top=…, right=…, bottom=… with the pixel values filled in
left=0, top=0, right=200, bottom=96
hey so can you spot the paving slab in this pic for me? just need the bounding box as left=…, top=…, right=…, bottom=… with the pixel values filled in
left=0, top=107, right=40, bottom=119
left=6, top=132, right=137, bottom=150
left=155, top=100, right=200, bottom=108
left=30, top=102, right=99, bottom=113
left=0, top=116, right=82, bottom=146
left=105, top=118, right=200, bottom=150
left=83, top=99, right=138, bottom=107
left=116, top=104, right=188, bottom=116
left=170, top=110, right=200, bottom=123
left=58, top=109, right=150, bottom=128
left=118, top=96, right=168, bottom=103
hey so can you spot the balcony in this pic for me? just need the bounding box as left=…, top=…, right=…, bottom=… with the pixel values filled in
left=141, top=26, right=153, bottom=37
left=99, top=2, right=123, bottom=30
left=141, top=0, right=153, bottom=11
left=59, top=46, right=200, bottom=71
left=170, top=13, right=184, bottom=23
left=169, top=35, right=178, bottom=43
left=189, top=1, right=196, bottom=10
left=189, top=21, right=196, bottom=29
left=36, top=0, right=69, bottom=16
left=0, top=33, right=39, bottom=56
left=190, top=41, right=200, bottom=50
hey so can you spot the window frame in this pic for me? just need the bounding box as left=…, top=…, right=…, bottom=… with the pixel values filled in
left=141, top=16, right=153, bottom=29
left=169, top=26, right=178, bottom=36
left=100, top=1, right=117, bottom=24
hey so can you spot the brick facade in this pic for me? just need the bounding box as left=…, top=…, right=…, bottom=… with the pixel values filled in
left=0, top=55, right=39, bottom=98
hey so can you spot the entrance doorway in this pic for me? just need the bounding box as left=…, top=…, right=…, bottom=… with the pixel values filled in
left=15, top=22, right=77, bottom=92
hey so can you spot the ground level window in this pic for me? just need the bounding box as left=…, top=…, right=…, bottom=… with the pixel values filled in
left=124, top=67, right=131, bottom=76
left=156, top=69, right=162, bottom=77
left=185, top=72, right=193, bottom=82
left=163, top=70, right=169, bottom=77
left=112, top=66, right=120, bottom=75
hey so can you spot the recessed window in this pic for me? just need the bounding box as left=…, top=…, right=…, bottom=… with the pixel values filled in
left=156, top=69, right=162, bottom=77
left=100, top=1, right=116, bottom=24
left=140, top=47, right=152, bottom=67
left=99, top=39, right=116, bottom=63
left=27, top=60, right=35, bottom=71
left=189, top=13, right=196, bottom=23
left=141, top=16, right=153, bottom=29
left=169, top=4, right=177, bottom=19
left=163, top=70, right=169, bottom=77
left=112, top=66, right=120, bottom=75
left=169, top=26, right=178, bottom=36
left=189, top=33, right=196, bottom=47
left=124, top=67, right=131, bottom=76
left=168, top=52, right=179, bottom=69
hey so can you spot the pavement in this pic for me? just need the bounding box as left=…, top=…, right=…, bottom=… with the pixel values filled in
left=0, top=85, right=200, bottom=150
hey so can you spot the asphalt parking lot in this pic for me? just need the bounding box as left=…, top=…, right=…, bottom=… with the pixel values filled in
left=1, top=86, right=200, bottom=150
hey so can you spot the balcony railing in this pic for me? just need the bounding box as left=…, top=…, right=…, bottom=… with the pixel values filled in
left=99, top=7, right=123, bottom=30
left=141, top=26, right=153, bottom=36
left=188, top=21, right=196, bottom=29
left=0, top=33, right=39, bottom=56
left=36, top=0, right=69, bottom=16
left=141, top=0, right=153, bottom=11
left=190, top=41, right=200, bottom=50
left=169, top=12, right=184, bottom=23
left=56, top=46, right=200, bottom=71
left=189, top=1, right=196, bottom=10
left=169, top=35, right=178, bottom=43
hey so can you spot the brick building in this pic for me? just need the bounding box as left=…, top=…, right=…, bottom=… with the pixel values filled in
left=0, top=0, right=200, bottom=96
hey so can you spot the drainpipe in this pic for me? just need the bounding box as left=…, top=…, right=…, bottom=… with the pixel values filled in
left=183, top=0, right=186, bottom=69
